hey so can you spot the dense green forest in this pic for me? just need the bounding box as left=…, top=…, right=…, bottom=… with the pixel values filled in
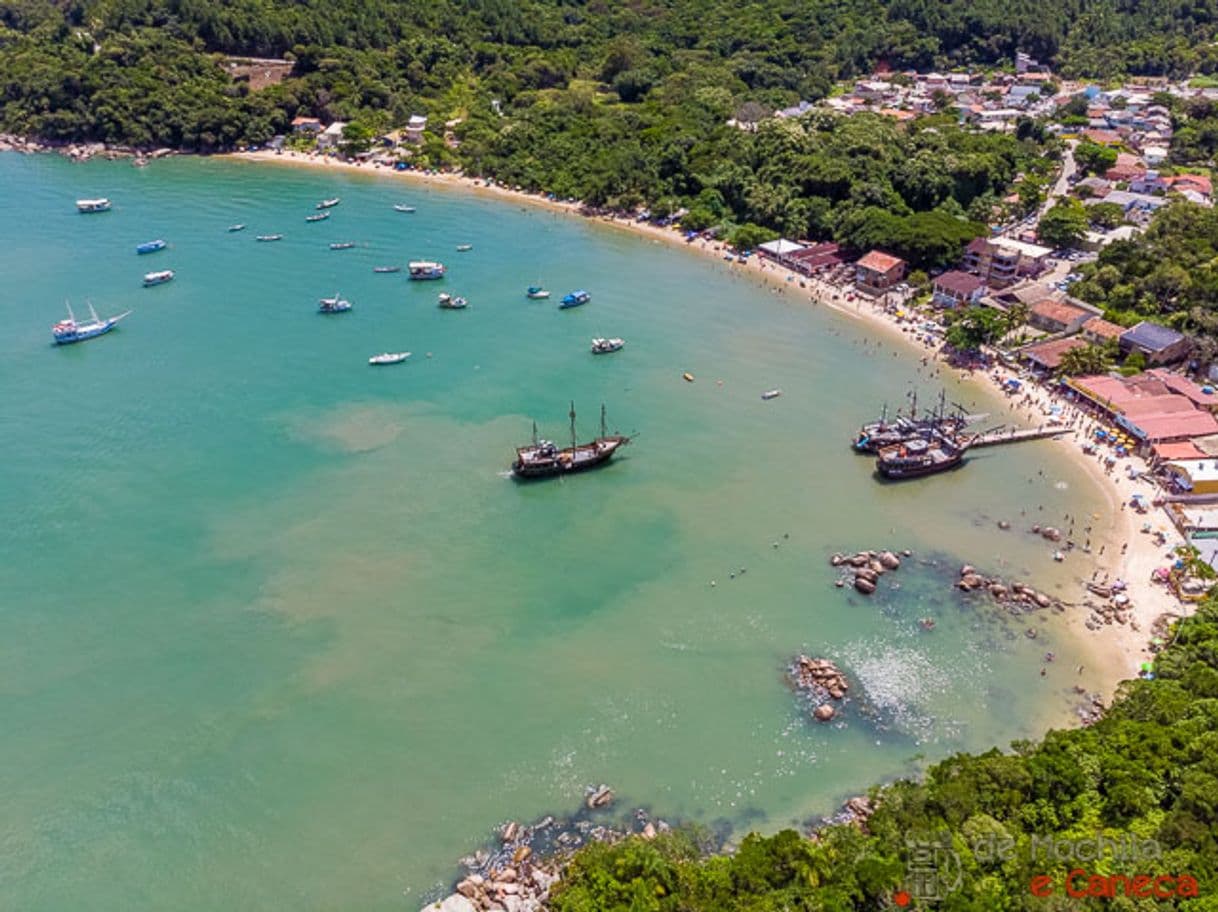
left=547, top=598, right=1218, bottom=911
left=1073, top=201, right=1218, bottom=354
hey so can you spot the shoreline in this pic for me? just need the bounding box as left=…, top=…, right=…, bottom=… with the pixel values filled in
left=225, top=149, right=1184, bottom=709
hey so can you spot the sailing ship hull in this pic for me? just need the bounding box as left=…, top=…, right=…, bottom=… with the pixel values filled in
left=53, top=321, right=118, bottom=344
left=511, top=437, right=627, bottom=479
left=875, top=452, right=965, bottom=480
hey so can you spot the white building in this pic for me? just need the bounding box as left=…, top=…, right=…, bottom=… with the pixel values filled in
left=317, top=121, right=347, bottom=149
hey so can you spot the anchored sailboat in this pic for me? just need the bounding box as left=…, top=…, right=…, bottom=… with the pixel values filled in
left=511, top=403, right=631, bottom=479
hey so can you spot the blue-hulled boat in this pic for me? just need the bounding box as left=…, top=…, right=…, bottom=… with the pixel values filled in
left=136, top=239, right=167, bottom=254
left=559, top=289, right=591, bottom=309
left=52, top=301, right=130, bottom=344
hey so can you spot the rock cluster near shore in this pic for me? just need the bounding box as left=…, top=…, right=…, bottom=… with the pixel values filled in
left=789, top=655, right=850, bottom=722
left=829, top=548, right=908, bottom=594
left=956, top=564, right=1063, bottom=613
left=0, top=134, right=174, bottom=164
left=427, top=795, right=670, bottom=912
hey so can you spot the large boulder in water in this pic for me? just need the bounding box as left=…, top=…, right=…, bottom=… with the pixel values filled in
left=878, top=551, right=901, bottom=570
left=854, top=576, right=876, bottom=594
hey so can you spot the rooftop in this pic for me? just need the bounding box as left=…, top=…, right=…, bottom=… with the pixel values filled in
left=934, top=270, right=985, bottom=295
left=857, top=250, right=904, bottom=273
left=1082, top=316, right=1126, bottom=340
left=1020, top=336, right=1088, bottom=370
left=1123, top=321, right=1186, bottom=352
left=1030, top=298, right=1092, bottom=325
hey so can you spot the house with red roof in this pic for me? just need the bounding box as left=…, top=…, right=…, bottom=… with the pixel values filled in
left=855, top=250, right=906, bottom=296
left=932, top=270, right=985, bottom=308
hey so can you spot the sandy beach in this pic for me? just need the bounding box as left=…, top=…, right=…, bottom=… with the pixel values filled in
left=230, top=148, right=1188, bottom=704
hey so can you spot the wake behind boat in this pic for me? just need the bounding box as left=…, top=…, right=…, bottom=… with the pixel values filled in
left=142, top=269, right=174, bottom=287
left=511, top=403, right=630, bottom=479
left=559, top=289, right=590, bottom=309
left=369, top=351, right=411, bottom=365
left=136, top=239, right=167, bottom=254
left=76, top=198, right=111, bottom=213
left=52, top=301, right=130, bottom=344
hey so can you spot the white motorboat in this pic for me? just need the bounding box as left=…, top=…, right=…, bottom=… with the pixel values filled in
left=369, top=352, right=411, bottom=365
left=438, top=293, right=467, bottom=309
left=142, top=269, right=174, bottom=287
left=76, top=198, right=111, bottom=213
left=591, top=337, right=625, bottom=354
left=761, top=389, right=783, bottom=400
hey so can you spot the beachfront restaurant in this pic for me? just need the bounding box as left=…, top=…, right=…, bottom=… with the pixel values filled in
left=1163, top=458, right=1218, bottom=495
left=1064, top=372, right=1218, bottom=451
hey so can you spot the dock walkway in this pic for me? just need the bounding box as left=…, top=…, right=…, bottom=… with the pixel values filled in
left=968, top=426, right=1072, bottom=449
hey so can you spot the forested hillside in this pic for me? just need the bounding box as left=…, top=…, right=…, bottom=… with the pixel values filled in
left=5, top=0, right=1218, bottom=156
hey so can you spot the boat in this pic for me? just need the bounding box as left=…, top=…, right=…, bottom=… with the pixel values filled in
left=76, top=198, right=111, bottom=213
left=409, top=261, right=446, bottom=280
left=142, top=269, right=174, bottom=287
left=318, top=292, right=352, bottom=313
left=305, top=212, right=330, bottom=222
left=761, top=389, right=782, bottom=400
left=393, top=204, right=416, bottom=213
left=228, top=224, right=247, bottom=232
left=317, top=197, right=341, bottom=209
left=256, top=234, right=283, bottom=242
left=511, top=403, right=631, bottom=479
left=591, top=337, right=624, bottom=354
left=329, top=242, right=356, bottom=250
left=852, top=391, right=977, bottom=454
left=52, top=301, right=130, bottom=344
left=559, top=289, right=591, bottom=309
left=369, top=351, right=411, bottom=365
left=373, top=265, right=402, bottom=274
left=525, top=286, right=551, bottom=300
left=683, top=372, right=695, bottom=382
left=437, top=293, right=468, bottom=309
left=136, top=239, right=167, bottom=254
left=456, top=244, right=473, bottom=252
left=875, top=430, right=970, bottom=480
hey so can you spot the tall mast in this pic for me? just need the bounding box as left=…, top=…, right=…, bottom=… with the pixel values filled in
left=569, top=401, right=577, bottom=449
left=600, top=404, right=607, bottom=438
left=531, top=421, right=538, bottom=445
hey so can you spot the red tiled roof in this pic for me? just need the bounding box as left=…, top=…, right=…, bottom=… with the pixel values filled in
left=1130, top=411, right=1218, bottom=442
left=1082, top=317, right=1125, bottom=340
left=1154, top=441, right=1207, bottom=461
left=1030, top=298, right=1091, bottom=325
left=857, top=250, right=905, bottom=273
left=1165, top=174, right=1213, bottom=196
left=1083, top=129, right=1123, bottom=145
left=934, top=270, right=985, bottom=296
left=1020, top=336, right=1088, bottom=369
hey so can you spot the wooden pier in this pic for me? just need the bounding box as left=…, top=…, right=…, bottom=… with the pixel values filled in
left=967, top=426, right=1072, bottom=449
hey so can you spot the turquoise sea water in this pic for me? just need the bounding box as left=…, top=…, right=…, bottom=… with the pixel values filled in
left=0, top=153, right=1124, bottom=909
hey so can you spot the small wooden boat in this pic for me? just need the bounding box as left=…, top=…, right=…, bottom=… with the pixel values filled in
left=256, top=234, right=283, bottom=242
left=761, top=389, right=782, bottom=400
left=373, top=265, right=402, bottom=273
left=317, top=197, right=341, bottom=210
left=305, top=212, right=330, bottom=223
left=319, top=292, right=352, bottom=313
left=369, top=352, right=411, bottom=365
left=683, top=372, right=695, bottom=382
left=456, top=244, right=473, bottom=252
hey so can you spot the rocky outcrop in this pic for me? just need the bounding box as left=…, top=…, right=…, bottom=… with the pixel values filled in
left=955, top=566, right=1064, bottom=613
left=790, top=655, right=850, bottom=722
left=829, top=548, right=907, bottom=596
